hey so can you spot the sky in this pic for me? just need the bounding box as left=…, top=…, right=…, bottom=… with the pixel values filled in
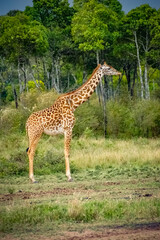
left=0, top=0, right=160, bottom=16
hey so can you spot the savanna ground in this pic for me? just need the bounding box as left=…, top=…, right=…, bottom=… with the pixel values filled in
left=0, top=137, right=160, bottom=240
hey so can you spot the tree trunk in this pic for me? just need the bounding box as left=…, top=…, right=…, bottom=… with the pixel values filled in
left=124, top=63, right=131, bottom=94
left=13, top=86, right=18, bottom=109
left=96, top=50, right=107, bottom=138
left=42, top=59, right=49, bottom=89
left=144, top=30, right=150, bottom=100
left=18, top=60, right=23, bottom=94
left=21, top=64, right=27, bottom=91
left=131, top=63, right=137, bottom=97
left=144, top=61, right=150, bottom=99
left=133, top=31, right=144, bottom=99
left=104, top=76, right=109, bottom=100
left=67, top=72, right=70, bottom=89
left=51, top=62, right=59, bottom=92
left=55, top=59, right=60, bottom=93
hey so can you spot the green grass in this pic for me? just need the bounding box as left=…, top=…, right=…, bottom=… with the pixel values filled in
left=0, top=171, right=160, bottom=234
left=1, top=198, right=160, bottom=232
left=0, top=135, right=160, bottom=177
left=0, top=136, right=160, bottom=238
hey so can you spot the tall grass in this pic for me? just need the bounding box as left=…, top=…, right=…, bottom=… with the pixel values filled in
left=71, top=138, right=160, bottom=169
left=0, top=133, right=160, bottom=177
left=1, top=198, right=160, bottom=232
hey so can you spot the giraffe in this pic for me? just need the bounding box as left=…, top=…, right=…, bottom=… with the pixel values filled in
left=26, top=62, right=121, bottom=183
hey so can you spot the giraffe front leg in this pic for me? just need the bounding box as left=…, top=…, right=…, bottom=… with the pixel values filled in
left=27, top=146, right=37, bottom=183
left=64, top=129, right=72, bottom=182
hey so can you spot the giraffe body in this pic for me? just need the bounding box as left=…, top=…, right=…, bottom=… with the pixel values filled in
left=26, top=62, right=121, bottom=182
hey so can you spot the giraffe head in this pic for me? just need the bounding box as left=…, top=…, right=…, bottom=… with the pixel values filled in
left=100, top=62, right=121, bottom=76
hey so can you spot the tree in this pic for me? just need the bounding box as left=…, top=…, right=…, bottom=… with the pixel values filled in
left=25, top=0, right=75, bottom=93
left=74, top=0, right=123, bottom=16
left=27, top=0, right=74, bottom=28
left=149, top=9, right=160, bottom=69
left=7, top=10, right=22, bottom=16
left=99, top=0, right=123, bottom=16
left=72, top=0, right=118, bottom=64
left=72, top=0, right=121, bottom=138
left=121, top=5, right=157, bottom=99
left=113, top=4, right=159, bottom=99
left=0, top=13, right=48, bottom=92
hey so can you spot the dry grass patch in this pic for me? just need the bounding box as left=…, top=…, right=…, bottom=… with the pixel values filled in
left=71, top=138, right=160, bottom=169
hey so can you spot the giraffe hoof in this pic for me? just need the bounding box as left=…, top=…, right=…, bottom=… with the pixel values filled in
left=33, top=180, right=38, bottom=184
left=68, top=178, right=73, bottom=182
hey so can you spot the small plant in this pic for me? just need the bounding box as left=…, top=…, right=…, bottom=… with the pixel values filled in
left=68, top=199, right=84, bottom=221
left=7, top=186, right=15, bottom=194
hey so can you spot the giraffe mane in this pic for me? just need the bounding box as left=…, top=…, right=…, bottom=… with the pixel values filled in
left=57, top=64, right=101, bottom=100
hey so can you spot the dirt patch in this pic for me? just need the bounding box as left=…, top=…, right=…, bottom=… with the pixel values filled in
left=0, top=186, right=95, bottom=202
left=2, top=223, right=160, bottom=240
left=62, top=229, right=160, bottom=240
left=57, top=223, right=160, bottom=240
left=0, top=188, right=75, bottom=202
left=37, top=223, right=160, bottom=240
left=102, top=181, right=121, bottom=186
left=0, top=179, right=157, bottom=202
left=0, top=181, right=122, bottom=202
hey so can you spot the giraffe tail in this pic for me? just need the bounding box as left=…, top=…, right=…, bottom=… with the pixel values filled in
left=26, top=122, right=30, bottom=153
left=26, top=147, right=29, bottom=152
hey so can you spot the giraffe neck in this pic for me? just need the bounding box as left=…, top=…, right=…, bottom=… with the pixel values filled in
left=69, top=65, right=103, bottom=110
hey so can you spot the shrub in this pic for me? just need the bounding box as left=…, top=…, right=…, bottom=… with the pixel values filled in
left=0, top=108, right=24, bottom=134
left=73, top=94, right=103, bottom=137
left=106, top=99, right=160, bottom=138
left=106, top=100, right=132, bottom=138
left=0, top=152, right=28, bottom=177
left=27, top=80, right=45, bottom=91
left=20, top=89, right=59, bottom=112
left=132, top=100, right=160, bottom=137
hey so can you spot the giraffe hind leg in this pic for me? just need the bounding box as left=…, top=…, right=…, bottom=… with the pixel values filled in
left=27, top=129, right=42, bottom=183
left=64, top=129, right=72, bottom=182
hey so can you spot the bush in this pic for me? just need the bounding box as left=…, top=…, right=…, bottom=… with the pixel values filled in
left=132, top=100, right=160, bottom=137
left=20, top=89, right=59, bottom=112
left=73, top=94, right=103, bottom=137
left=106, top=99, right=160, bottom=138
left=1, top=90, right=160, bottom=139
left=107, top=100, right=132, bottom=138
left=0, top=151, right=28, bottom=177
left=0, top=108, right=24, bottom=134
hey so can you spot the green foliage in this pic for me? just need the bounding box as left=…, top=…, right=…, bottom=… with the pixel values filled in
left=27, top=80, right=45, bottom=91
left=72, top=0, right=118, bottom=52
left=107, top=100, right=131, bottom=137
left=74, top=0, right=124, bottom=16
left=107, top=99, right=160, bottom=138
left=31, top=0, right=74, bottom=28
left=132, top=100, right=160, bottom=137
left=0, top=108, right=24, bottom=134
left=0, top=154, right=27, bottom=178
left=1, top=90, right=160, bottom=139
left=19, top=89, right=59, bottom=111
left=100, top=0, right=124, bottom=16
left=73, top=94, right=103, bottom=137
left=5, top=85, right=14, bottom=102
left=0, top=13, right=48, bottom=63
